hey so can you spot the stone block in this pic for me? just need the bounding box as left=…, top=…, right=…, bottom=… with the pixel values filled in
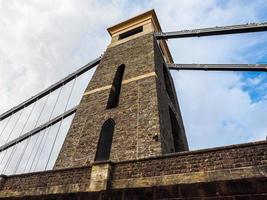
left=89, top=162, right=112, bottom=192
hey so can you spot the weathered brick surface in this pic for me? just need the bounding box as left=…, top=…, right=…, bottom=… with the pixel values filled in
left=1, top=177, right=267, bottom=200
left=2, top=166, right=91, bottom=192
left=0, top=141, right=266, bottom=199
left=54, top=33, right=157, bottom=169
left=112, top=141, right=267, bottom=180
left=54, top=33, right=188, bottom=169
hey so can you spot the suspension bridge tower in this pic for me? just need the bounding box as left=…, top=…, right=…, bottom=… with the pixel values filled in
left=54, top=9, right=188, bottom=170
left=0, top=9, right=266, bottom=200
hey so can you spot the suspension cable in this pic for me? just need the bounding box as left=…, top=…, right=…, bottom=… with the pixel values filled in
left=22, top=90, right=57, bottom=173
left=32, top=129, right=49, bottom=171
left=33, top=128, right=50, bottom=171
left=31, top=86, right=65, bottom=172
left=13, top=94, right=49, bottom=173
left=0, top=116, right=12, bottom=139
left=4, top=109, right=24, bottom=145
left=24, top=85, right=64, bottom=173
left=0, top=109, right=24, bottom=169
left=3, top=102, right=36, bottom=174
left=0, top=56, right=101, bottom=121
left=0, top=56, right=101, bottom=174
left=45, top=77, right=77, bottom=170
left=155, top=22, right=267, bottom=39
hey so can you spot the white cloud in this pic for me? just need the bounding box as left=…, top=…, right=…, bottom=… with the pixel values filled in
left=172, top=70, right=267, bottom=149
left=0, top=0, right=125, bottom=112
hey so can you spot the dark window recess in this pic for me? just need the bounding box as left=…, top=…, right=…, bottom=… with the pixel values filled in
left=169, top=107, right=181, bottom=152
left=119, top=26, right=143, bottom=40
left=106, top=64, right=125, bottom=109
left=163, top=64, right=176, bottom=103
left=95, top=118, right=115, bottom=161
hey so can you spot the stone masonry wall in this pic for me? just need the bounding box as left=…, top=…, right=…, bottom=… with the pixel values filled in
left=1, top=177, right=267, bottom=200
left=112, top=141, right=266, bottom=180
left=54, top=32, right=187, bottom=169
left=55, top=33, right=161, bottom=169
left=0, top=141, right=266, bottom=199
left=2, top=167, right=91, bottom=192
left=0, top=166, right=91, bottom=197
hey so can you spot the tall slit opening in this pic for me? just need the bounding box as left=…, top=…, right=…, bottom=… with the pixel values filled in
left=95, top=118, right=115, bottom=161
left=106, top=64, right=125, bottom=109
left=163, top=64, right=176, bottom=104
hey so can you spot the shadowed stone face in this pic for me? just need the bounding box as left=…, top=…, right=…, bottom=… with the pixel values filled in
left=0, top=175, right=6, bottom=190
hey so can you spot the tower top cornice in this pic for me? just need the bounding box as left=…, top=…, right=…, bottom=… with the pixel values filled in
left=107, top=9, right=173, bottom=63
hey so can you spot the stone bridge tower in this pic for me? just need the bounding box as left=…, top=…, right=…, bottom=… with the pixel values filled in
left=55, top=10, right=188, bottom=169
left=0, top=10, right=266, bottom=200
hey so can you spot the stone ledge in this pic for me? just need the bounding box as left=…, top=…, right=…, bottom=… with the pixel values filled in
left=1, top=177, right=266, bottom=199
left=0, top=183, right=90, bottom=198
left=115, top=140, right=267, bottom=164
left=6, top=165, right=91, bottom=179
left=0, top=141, right=266, bottom=198
left=0, top=164, right=266, bottom=198
left=89, top=162, right=112, bottom=192
left=111, top=165, right=267, bottom=189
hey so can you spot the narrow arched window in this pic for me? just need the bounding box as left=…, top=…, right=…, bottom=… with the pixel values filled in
left=163, top=64, right=175, bottom=103
left=106, top=64, right=125, bottom=109
left=168, top=107, right=180, bottom=152
left=95, top=118, right=115, bottom=161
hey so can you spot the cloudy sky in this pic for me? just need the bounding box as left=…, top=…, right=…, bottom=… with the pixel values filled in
left=0, top=0, right=267, bottom=163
